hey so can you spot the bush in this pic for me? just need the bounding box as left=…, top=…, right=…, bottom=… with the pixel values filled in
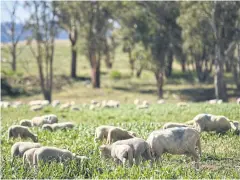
left=109, top=70, right=122, bottom=80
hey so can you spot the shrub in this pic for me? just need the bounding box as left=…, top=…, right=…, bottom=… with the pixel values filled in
left=109, top=70, right=122, bottom=80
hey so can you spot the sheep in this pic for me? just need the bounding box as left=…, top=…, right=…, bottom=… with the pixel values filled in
left=52, top=100, right=60, bottom=107
left=11, top=101, right=23, bottom=108
left=31, top=116, right=45, bottom=127
left=230, top=121, right=239, bottom=135
left=112, top=137, right=153, bottom=166
left=71, top=106, right=80, bottom=111
left=30, top=105, right=43, bottom=111
left=32, top=146, right=88, bottom=167
left=29, top=100, right=49, bottom=106
left=102, top=100, right=119, bottom=108
left=177, top=102, right=189, bottom=107
left=60, top=103, right=72, bottom=110
left=8, top=125, right=38, bottom=142
left=106, top=128, right=137, bottom=144
left=191, top=114, right=232, bottom=133
left=99, top=144, right=133, bottom=167
left=134, top=99, right=140, bottom=105
left=208, top=99, right=222, bottom=104
left=42, top=122, right=75, bottom=131
left=23, top=147, right=40, bottom=167
left=237, top=98, right=240, bottom=105
left=157, top=99, right=165, bottom=104
left=146, top=127, right=201, bottom=169
left=11, top=142, right=41, bottom=165
left=136, top=104, right=149, bottom=109
left=41, top=114, right=58, bottom=124
left=20, top=119, right=32, bottom=127
left=94, top=125, right=116, bottom=142
left=0, top=101, right=11, bottom=108
left=163, top=122, right=189, bottom=129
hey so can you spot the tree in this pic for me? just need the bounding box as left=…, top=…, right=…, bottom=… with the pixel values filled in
left=54, top=2, right=81, bottom=78
left=25, top=1, right=58, bottom=101
left=1, top=1, right=25, bottom=71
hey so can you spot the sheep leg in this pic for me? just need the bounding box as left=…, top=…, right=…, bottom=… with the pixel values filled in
left=134, top=152, right=141, bottom=166
left=190, top=150, right=200, bottom=169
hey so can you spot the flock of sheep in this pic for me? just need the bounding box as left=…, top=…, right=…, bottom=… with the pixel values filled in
left=7, top=108, right=239, bottom=171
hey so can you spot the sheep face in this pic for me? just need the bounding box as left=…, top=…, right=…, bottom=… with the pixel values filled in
left=99, top=145, right=111, bottom=159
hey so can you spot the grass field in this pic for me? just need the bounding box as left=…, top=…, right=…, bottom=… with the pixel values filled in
left=1, top=104, right=240, bottom=179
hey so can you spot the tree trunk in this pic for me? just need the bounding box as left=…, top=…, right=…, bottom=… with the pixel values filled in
left=71, top=46, right=77, bottom=78
left=12, top=45, right=16, bottom=71
left=136, top=66, right=143, bottom=78
left=165, top=50, right=173, bottom=78
left=128, top=51, right=134, bottom=76
left=225, top=60, right=232, bottom=72
left=155, top=70, right=164, bottom=99
left=104, top=38, right=112, bottom=69
left=90, top=51, right=100, bottom=88
left=181, top=56, right=186, bottom=73
left=214, top=44, right=228, bottom=101
left=233, top=43, right=240, bottom=91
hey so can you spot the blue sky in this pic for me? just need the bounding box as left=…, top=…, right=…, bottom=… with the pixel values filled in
left=1, top=1, right=30, bottom=23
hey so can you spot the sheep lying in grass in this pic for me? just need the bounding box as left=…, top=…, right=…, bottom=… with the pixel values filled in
left=99, top=144, right=133, bottom=167
left=147, top=127, right=201, bottom=169
left=113, top=137, right=153, bottom=166
left=11, top=142, right=41, bottom=165
left=163, top=122, right=189, bottom=129
left=8, top=125, right=38, bottom=142
left=23, top=147, right=40, bottom=167
left=191, top=114, right=232, bottom=133
left=33, top=146, right=88, bottom=167
left=106, top=128, right=137, bottom=144
left=20, top=119, right=32, bottom=127
left=42, top=122, right=75, bottom=131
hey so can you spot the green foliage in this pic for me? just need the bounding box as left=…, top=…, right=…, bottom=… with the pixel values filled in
left=1, top=104, right=240, bottom=178
left=109, top=70, right=122, bottom=80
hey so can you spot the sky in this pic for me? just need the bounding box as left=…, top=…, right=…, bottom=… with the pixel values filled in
left=1, top=1, right=30, bottom=23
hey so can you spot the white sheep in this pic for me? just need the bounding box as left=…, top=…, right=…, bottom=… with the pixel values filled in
left=42, top=122, right=75, bottom=131
left=147, top=127, right=201, bottom=169
left=157, top=99, right=165, bottom=104
left=0, top=101, right=11, bottom=108
left=192, top=114, right=232, bottom=133
left=33, top=146, right=88, bottom=167
left=29, top=100, right=49, bottom=106
left=237, top=98, right=240, bottom=105
left=60, top=103, right=72, bottom=110
left=30, top=105, right=43, bottom=111
left=8, top=125, right=38, bottom=142
left=20, top=119, right=32, bottom=127
left=99, top=144, right=133, bottom=167
left=208, top=99, right=222, bottom=104
left=11, top=101, right=23, bottom=108
left=106, top=128, right=137, bottom=144
left=162, top=122, right=189, bottom=129
left=134, top=99, right=140, bottom=105
left=31, top=116, right=45, bottom=127
left=41, top=114, right=58, bottom=124
left=23, top=147, right=40, bottom=167
left=112, top=137, right=153, bottom=166
left=52, top=100, right=60, bottom=107
left=94, top=125, right=116, bottom=142
left=11, top=142, right=41, bottom=165
left=136, top=104, right=149, bottom=109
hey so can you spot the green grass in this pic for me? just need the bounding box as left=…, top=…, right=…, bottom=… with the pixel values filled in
left=1, top=104, right=240, bottom=179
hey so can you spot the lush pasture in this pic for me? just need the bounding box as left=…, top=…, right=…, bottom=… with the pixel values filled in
left=1, top=103, right=240, bottom=179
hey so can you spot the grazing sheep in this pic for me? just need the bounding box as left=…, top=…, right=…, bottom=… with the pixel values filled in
left=31, top=116, right=44, bottom=127
left=42, top=114, right=58, bottom=124
left=30, top=105, right=43, bottom=111
left=33, top=146, right=87, bottom=167
left=134, top=99, right=140, bottom=105
left=147, top=127, right=201, bottom=169
left=99, top=144, right=133, bottom=167
left=177, top=102, right=189, bottom=107
left=106, top=128, right=136, bottom=144
left=113, top=137, right=153, bottom=166
left=20, top=119, right=32, bottom=127
left=11, top=142, right=41, bottom=165
left=52, top=100, right=60, bottom=107
left=102, top=100, right=119, bottom=108
left=163, top=122, right=189, bottom=129
left=192, top=114, right=232, bottom=133
left=42, top=122, right=75, bottom=131
left=8, top=125, right=38, bottom=142
left=208, top=99, right=222, bottom=104
left=23, top=147, right=40, bottom=167
left=94, top=125, right=116, bottom=142
left=0, top=101, right=11, bottom=108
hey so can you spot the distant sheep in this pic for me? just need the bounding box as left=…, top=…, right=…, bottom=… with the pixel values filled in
left=237, top=98, right=240, bottom=105
left=147, top=127, right=201, bottom=169
left=208, top=99, right=222, bottom=104
left=71, top=106, right=80, bottom=111
left=99, top=144, right=133, bottom=167
left=192, top=114, right=232, bottom=133
left=30, top=105, right=43, bottom=111
left=41, top=114, right=58, bottom=124
left=113, top=137, right=153, bottom=166
left=33, top=146, right=88, bottom=167
left=177, top=102, right=189, bottom=107
left=163, top=122, right=189, bottom=129
left=11, top=101, right=23, bottom=108
left=0, top=101, right=11, bottom=108
left=106, top=128, right=137, bottom=144
left=60, top=103, right=72, bottom=110
left=136, top=104, right=149, bottom=109
left=42, top=122, right=75, bottom=131
left=29, top=100, right=49, bottom=106
left=157, top=99, right=165, bottom=104
left=20, top=119, right=32, bottom=127
left=52, top=100, right=60, bottom=107
left=31, top=116, right=45, bottom=127
left=102, top=100, right=120, bottom=108
left=8, top=125, right=38, bottom=142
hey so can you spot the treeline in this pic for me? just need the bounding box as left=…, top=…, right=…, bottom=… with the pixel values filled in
left=2, top=1, right=240, bottom=102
